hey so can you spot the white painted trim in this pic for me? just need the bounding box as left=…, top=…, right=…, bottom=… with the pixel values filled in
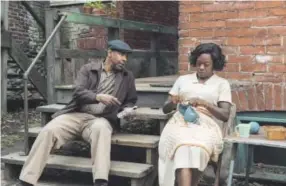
left=49, top=1, right=85, bottom=7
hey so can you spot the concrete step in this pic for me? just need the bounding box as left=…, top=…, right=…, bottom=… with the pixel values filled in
left=21, top=127, right=160, bottom=149
left=2, top=152, right=153, bottom=179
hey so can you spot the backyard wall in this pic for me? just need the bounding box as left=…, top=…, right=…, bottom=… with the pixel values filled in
left=6, top=1, right=48, bottom=107
left=56, top=1, right=178, bottom=83
left=178, top=1, right=286, bottom=111
left=119, top=1, right=178, bottom=51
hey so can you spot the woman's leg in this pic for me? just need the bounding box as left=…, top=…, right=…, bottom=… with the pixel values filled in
left=176, top=168, right=192, bottom=186
left=191, top=169, right=202, bottom=186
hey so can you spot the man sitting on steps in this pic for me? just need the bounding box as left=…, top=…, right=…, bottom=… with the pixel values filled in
left=18, top=40, right=137, bottom=186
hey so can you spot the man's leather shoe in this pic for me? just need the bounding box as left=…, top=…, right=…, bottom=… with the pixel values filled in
left=94, top=179, right=108, bottom=186
left=14, top=180, right=33, bottom=186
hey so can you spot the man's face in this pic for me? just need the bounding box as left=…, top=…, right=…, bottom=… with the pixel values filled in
left=108, top=50, right=128, bottom=71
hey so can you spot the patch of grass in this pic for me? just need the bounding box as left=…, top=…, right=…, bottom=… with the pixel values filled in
left=1, top=109, right=40, bottom=149
left=1, top=134, right=23, bottom=148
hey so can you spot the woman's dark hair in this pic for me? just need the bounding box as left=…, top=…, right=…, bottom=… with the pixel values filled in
left=189, top=43, right=226, bottom=71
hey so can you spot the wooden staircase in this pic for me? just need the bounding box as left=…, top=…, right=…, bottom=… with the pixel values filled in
left=1, top=102, right=172, bottom=186
left=1, top=31, right=47, bottom=99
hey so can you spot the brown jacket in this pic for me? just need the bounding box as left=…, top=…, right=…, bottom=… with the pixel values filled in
left=52, top=62, right=138, bottom=130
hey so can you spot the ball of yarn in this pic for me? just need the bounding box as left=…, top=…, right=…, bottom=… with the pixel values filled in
left=249, top=121, right=260, bottom=134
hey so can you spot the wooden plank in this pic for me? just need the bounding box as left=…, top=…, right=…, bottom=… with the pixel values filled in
left=108, top=27, right=119, bottom=41
left=64, top=12, right=177, bottom=35
left=21, top=1, right=45, bottom=31
left=134, top=107, right=171, bottom=120
left=36, top=104, right=171, bottom=120
left=23, top=180, right=90, bottom=186
left=1, top=31, right=11, bottom=48
left=50, top=1, right=83, bottom=7
left=20, top=126, right=160, bottom=148
left=53, top=16, right=62, bottom=92
left=54, top=86, right=169, bottom=106
left=9, top=38, right=47, bottom=99
left=112, top=133, right=159, bottom=148
left=233, top=170, right=286, bottom=183
left=45, top=9, right=57, bottom=104
left=1, top=152, right=153, bottom=178
left=54, top=84, right=171, bottom=92
left=1, top=1, right=9, bottom=113
left=237, top=115, right=286, bottom=124
left=224, top=131, right=286, bottom=149
left=149, top=33, right=157, bottom=77
left=55, top=49, right=178, bottom=59
left=1, top=46, right=8, bottom=114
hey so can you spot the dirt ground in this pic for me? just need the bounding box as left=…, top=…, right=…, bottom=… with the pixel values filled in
left=1, top=109, right=285, bottom=186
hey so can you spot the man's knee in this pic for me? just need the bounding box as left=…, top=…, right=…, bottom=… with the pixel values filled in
left=90, top=118, right=112, bottom=132
left=40, top=116, right=64, bottom=137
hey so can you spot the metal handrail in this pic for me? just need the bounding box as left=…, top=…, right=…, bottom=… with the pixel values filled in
left=23, top=14, right=67, bottom=155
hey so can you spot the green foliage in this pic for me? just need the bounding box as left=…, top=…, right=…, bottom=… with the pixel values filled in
left=84, top=1, right=105, bottom=9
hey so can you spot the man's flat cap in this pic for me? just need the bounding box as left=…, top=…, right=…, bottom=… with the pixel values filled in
left=108, top=40, right=132, bottom=53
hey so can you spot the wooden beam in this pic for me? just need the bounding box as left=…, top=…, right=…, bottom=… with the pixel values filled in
left=108, top=28, right=119, bottom=41
left=149, top=33, right=158, bottom=77
left=63, top=12, right=177, bottom=35
left=45, top=9, right=57, bottom=104
left=1, top=31, right=11, bottom=48
left=1, top=1, right=9, bottom=113
left=21, top=1, right=45, bottom=31
left=9, top=38, right=47, bottom=99
left=55, top=49, right=178, bottom=59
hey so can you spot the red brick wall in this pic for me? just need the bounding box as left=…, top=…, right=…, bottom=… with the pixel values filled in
left=178, top=1, right=286, bottom=111
left=77, top=1, right=178, bottom=50
left=120, top=1, right=178, bottom=50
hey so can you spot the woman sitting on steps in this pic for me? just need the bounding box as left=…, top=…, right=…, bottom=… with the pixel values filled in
left=158, top=43, right=232, bottom=186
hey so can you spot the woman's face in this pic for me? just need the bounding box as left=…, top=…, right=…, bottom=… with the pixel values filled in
left=196, top=53, right=213, bottom=79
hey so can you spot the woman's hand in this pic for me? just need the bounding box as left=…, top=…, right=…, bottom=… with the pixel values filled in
left=187, top=97, right=210, bottom=108
left=170, top=95, right=180, bottom=104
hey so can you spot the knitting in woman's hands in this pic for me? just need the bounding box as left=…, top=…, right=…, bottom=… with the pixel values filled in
left=185, top=97, right=210, bottom=108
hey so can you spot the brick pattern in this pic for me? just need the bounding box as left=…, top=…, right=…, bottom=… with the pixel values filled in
left=7, top=1, right=47, bottom=102
left=76, top=1, right=178, bottom=50
left=8, top=1, right=46, bottom=58
left=77, top=26, right=107, bottom=50
left=120, top=1, right=178, bottom=50
left=179, top=1, right=286, bottom=111
left=231, top=83, right=286, bottom=112
left=8, top=1, right=30, bottom=53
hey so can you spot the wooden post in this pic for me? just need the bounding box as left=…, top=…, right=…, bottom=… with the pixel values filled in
left=1, top=1, right=9, bottom=113
left=149, top=33, right=158, bottom=77
left=108, top=28, right=119, bottom=41
left=45, top=9, right=61, bottom=104
left=159, top=120, right=166, bottom=134
left=234, top=118, right=254, bottom=174
left=146, top=148, right=158, bottom=186
left=3, top=164, right=20, bottom=180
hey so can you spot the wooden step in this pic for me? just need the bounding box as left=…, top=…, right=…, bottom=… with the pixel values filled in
left=21, top=127, right=160, bottom=148
left=1, top=152, right=153, bottom=179
left=54, top=84, right=169, bottom=107
left=36, top=104, right=172, bottom=120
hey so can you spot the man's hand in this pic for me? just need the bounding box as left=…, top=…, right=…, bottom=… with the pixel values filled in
left=96, top=94, right=121, bottom=106
left=117, top=106, right=137, bottom=119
